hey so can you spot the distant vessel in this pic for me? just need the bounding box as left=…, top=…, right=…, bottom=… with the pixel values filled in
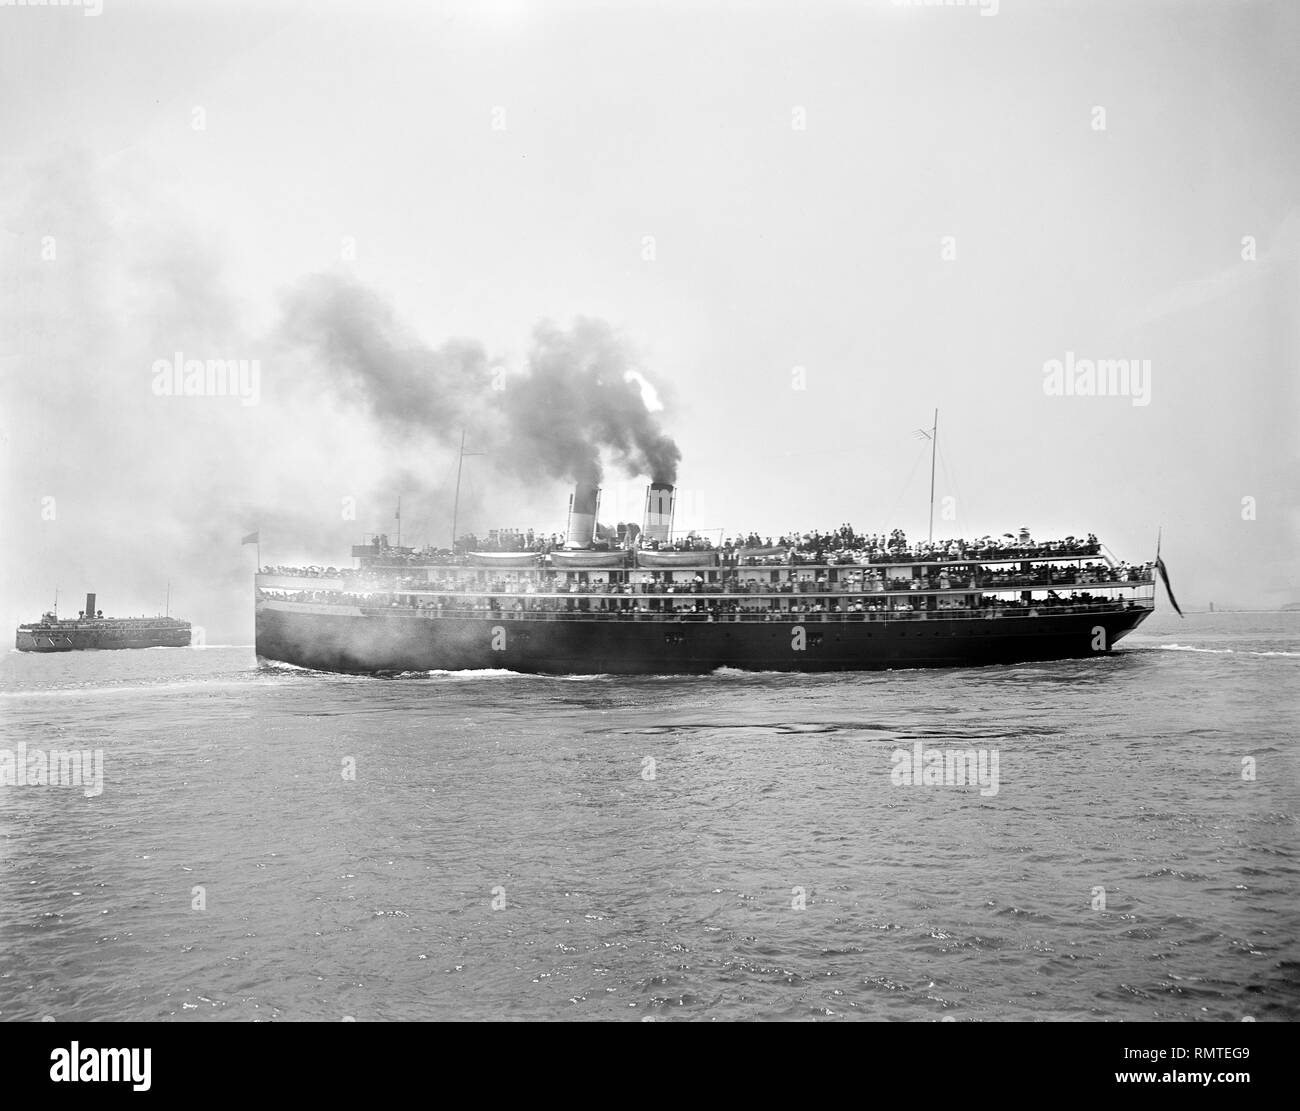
left=15, top=593, right=192, bottom=653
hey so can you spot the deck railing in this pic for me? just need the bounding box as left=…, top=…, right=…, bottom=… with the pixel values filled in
left=264, top=542, right=1116, bottom=577
left=264, top=599, right=1153, bottom=623
left=288, top=570, right=1154, bottom=597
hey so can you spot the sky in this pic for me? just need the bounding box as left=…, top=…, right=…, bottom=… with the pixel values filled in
left=1, top=0, right=1297, bottom=642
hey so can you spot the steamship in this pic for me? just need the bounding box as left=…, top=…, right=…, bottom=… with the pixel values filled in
left=254, top=481, right=1157, bottom=675
left=15, top=593, right=193, bottom=653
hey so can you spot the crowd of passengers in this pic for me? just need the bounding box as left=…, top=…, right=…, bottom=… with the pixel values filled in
left=259, top=588, right=1135, bottom=617
left=455, top=529, right=564, bottom=554
left=601, top=525, right=1101, bottom=563
left=724, top=527, right=1102, bottom=564
left=338, top=525, right=1105, bottom=566
left=316, top=561, right=1152, bottom=596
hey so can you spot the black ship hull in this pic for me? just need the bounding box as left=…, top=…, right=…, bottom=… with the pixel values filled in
left=256, top=602, right=1151, bottom=676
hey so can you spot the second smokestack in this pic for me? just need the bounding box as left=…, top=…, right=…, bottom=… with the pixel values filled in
left=642, top=482, right=675, bottom=544
left=566, top=482, right=601, bottom=548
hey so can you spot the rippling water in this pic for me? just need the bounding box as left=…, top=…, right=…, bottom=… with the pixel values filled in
left=1, top=612, right=1297, bottom=1021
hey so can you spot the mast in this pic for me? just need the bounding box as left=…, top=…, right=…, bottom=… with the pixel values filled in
left=451, top=430, right=465, bottom=551
left=927, top=408, right=938, bottom=543
left=396, top=496, right=401, bottom=549
left=165, top=580, right=170, bottom=618
left=449, top=430, right=484, bottom=551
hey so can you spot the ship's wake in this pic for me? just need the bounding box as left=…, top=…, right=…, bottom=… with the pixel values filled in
left=1138, top=644, right=1300, bottom=657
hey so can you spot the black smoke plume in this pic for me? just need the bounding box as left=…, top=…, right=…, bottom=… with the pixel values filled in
left=276, top=274, right=681, bottom=486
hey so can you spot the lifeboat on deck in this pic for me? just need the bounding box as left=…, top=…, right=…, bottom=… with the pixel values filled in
left=635, top=549, right=719, bottom=569
left=549, top=549, right=630, bottom=568
left=467, top=552, right=540, bottom=569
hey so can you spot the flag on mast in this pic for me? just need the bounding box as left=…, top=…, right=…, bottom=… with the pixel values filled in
left=241, top=531, right=259, bottom=546
left=1155, top=532, right=1183, bottom=617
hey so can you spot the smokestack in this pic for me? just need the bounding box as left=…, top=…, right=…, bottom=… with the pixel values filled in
left=643, top=482, right=675, bottom=544
left=85, top=593, right=96, bottom=619
left=566, top=482, right=600, bottom=549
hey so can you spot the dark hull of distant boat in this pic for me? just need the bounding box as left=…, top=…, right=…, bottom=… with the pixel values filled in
left=255, top=602, right=1151, bottom=676
left=14, top=620, right=192, bottom=652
